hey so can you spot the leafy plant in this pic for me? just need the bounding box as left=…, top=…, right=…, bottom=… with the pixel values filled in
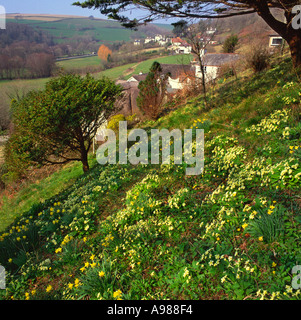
left=137, top=61, right=170, bottom=120
left=246, top=205, right=284, bottom=243
left=223, top=34, right=239, bottom=53
left=6, top=74, right=122, bottom=173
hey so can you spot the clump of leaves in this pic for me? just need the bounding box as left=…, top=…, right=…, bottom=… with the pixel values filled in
left=247, top=205, right=284, bottom=243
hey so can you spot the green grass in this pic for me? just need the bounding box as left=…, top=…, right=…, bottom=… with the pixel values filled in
left=127, top=54, right=192, bottom=77
left=7, top=17, right=172, bottom=44
left=1, top=56, right=301, bottom=301
left=7, top=18, right=136, bottom=43
left=95, top=62, right=138, bottom=80
left=0, top=158, right=94, bottom=232
left=95, top=54, right=193, bottom=80
left=57, top=56, right=103, bottom=71
left=0, top=77, right=51, bottom=120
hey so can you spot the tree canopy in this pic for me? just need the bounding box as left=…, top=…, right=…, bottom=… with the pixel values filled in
left=73, top=1, right=301, bottom=70
left=6, top=74, right=122, bottom=174
left=137, top=61, right=170, bottom=120
left=223, top=35, right=239, bottom=53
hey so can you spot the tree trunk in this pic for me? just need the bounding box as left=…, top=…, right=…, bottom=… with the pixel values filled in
left=286, top=31, right=301, bottom=73
left=81, top=150, right=90, bottom=173
left=198, top=57, right=208, bottom=108
left=254, top=2, right=301, bottom=72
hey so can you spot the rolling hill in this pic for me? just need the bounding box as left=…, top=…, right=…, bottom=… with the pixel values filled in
left=6, top=14, right=173, bottom=44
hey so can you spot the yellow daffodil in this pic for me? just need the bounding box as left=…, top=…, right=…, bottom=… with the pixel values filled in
left=46, top=285, right=52, bottom=293
left=74, top=279, right=80, bottom=287
left=113, top=289, right=122, bottom=299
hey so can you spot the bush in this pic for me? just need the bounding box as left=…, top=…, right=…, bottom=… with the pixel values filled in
left=246, top=46, right=271, bottom=73
left=223, top=34, right=239, bottom=53
left=218, top=62, right=237, bottom=80
left=107, top=114, right=126, bottom=132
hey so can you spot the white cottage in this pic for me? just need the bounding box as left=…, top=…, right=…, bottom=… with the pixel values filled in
left=127, top=64, right=194, bottom=93
left=194, top=53, right=240, bottom=82
left=169, top=37, right=192, bottom=54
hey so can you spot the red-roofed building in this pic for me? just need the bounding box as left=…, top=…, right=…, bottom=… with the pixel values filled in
left=169, top=37, right=192, bottom=54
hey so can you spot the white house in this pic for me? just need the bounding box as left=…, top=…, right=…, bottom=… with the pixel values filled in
left=154, top=34, right=163, bottom=42
left=134, top=39, right=142, bottom=46
left=127, top=64, right=194, bottom=93
left=206, top=27, right=217, bottom=35
left=144, top=37, right=154, bottom=44
left=168, top=37, right=192, bottom=54
left=144, top=34, right=171, bottom=46
left=194, top=53, right=240, bottom=82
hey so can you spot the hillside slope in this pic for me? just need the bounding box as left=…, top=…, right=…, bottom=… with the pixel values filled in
left=6, top=14, right=172, bottom=44
left=0, top=57, right=301, bottom=300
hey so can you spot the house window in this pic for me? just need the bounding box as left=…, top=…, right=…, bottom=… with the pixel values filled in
left=272, top=38, right=282, bottom=46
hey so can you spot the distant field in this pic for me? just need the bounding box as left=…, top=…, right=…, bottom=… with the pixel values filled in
left=0, top=77, right=51, bottom=128
left=130, top=54, right=193, bottom=76
left=7, top=17, right=135, bottom=43
left=6, top=14, right=86, bottom=21
left=0, top=77, right=50, bottom=95
left=6, top=15, right=172, bottom=44
left=96, top=63, right=138, bottom=80
left=95, top=54, right=192, bottom=80
left=57, top=56, right=103, bottom=71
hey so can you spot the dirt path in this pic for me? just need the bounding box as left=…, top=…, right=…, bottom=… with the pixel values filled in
left=122, top=62, right=143, bottom=77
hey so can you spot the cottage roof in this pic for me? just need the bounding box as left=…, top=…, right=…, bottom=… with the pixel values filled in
left=203, top=53, right=240, bottom=67
left=171, top=37, right=190, bottom=46
left=160, top=64, right=194, bottom=79
left=130, top=74, right=148, bottom=82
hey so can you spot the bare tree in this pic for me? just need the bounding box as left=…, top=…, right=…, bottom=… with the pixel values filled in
left=26, top=53, right=55, bottom=78
left=185, top=21, right=217, bottom=107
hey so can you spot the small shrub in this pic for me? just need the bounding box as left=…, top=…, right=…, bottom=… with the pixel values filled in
left=107, top=114, right=126, bottom=132
left=246, top=46, right=271, bottom=73
left=223, top=34, right=239, bottom=53
left=246, top=205, right=284, bottom=243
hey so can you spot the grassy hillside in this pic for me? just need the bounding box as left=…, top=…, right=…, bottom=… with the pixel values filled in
left=6, top=15, right=172, bottom=44
left=95, top=54, right=192, bottom=80
left=0, top=57, right=300, bottom=300
left=56, top=52, right=191, bottom=74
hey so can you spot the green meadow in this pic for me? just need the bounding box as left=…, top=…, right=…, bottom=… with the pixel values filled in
left=6, top=17, right=171, bottom=43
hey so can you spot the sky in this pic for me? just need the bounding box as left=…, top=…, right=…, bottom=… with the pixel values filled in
left=0, top=0, right=174, bottom=23
left=1, top=0, right=114, bottom=18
